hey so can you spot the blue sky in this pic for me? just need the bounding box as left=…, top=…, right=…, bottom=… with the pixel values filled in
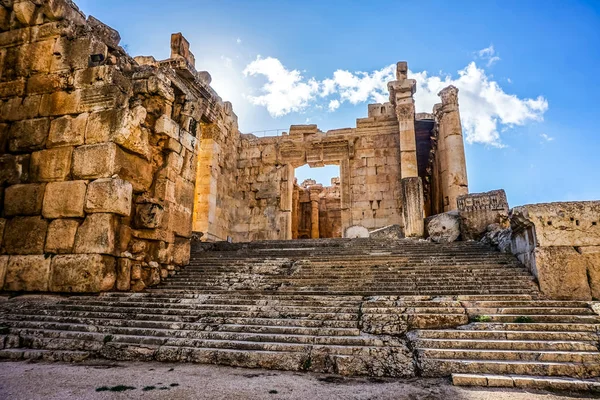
left=76, top=0, right=600, bottom=207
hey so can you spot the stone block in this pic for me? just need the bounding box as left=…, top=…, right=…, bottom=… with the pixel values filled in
left=165, top=203, right=193, bottom=238
left=344, top=225, right=369, bottom=238
left=87, top=16, right=121, bottom=48
left=26, top=73, right=70, bottom=95
left=155, top=114, right=180, bottom=139
left=116, top=258, right=131, bottom=291
left=13, top=1, right=37, bottom=26
left=426, top=211, right=460, bottom=243
left=85, top=178, right=132, bottom=216
left=8, top=118, right=49, bottom=152
left=72, top=142, right=117, bottom=179
left=0, top=255, right=8, bottom=289
left=0, top=154, right=30, bottom=185
left=47, top=113, right=87, bottom=147
left=511, top=201, right=600, bottom=247
left=0, top=95, right=41, bottom=121
left=39, top=90, right=80, bottom=116
left=172, top=237, right=191, bottom=266
left=0, top=78, right=26, bottom=98
left=45, top=219, right=79, bottom=254
left=41, top=0, right=86, bottom=25
left=4, top=255, right=51, bottom=292
left=42, top=180, right=86, bottom=218
left=452, top=374, right=488, bottom=386
left=114, top=148, right=152, bottom=193
left=3, top=216, right=48, bottom=255
left=84, top=108, right=126, bottom=144
left=175, top=176, right=195, bottom=210
left=4, top=183, right=45, bottom=216
left=134, top=201, right=164, bottom=229
left=73, top=213, right=118, bottom=255
left=30, top=146, right=73, bottom=182
left=17, top=40, right=55, bottom=74
left=534, top=247, right=594, bottom=300
left=459, top=189, right=509, bottom=240
left=50, top=254, right=116, bottom=293
left=113, top=109, right=150, bottom=160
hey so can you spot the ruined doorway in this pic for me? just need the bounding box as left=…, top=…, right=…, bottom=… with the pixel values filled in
left=291, top=165, right=342, bottom=239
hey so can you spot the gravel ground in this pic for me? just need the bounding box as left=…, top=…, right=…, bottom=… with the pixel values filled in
left=0, top=360, right=594, bottom=400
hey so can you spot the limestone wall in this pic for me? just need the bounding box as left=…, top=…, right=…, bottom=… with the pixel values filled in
left=510, top=201, right=600, bottom=300
left=0, top=0, right=234, bottom=293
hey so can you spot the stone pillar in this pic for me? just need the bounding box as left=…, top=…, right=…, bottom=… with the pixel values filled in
left=402, top=177, right=425, bottom=238
left=436, top=86, right=468, bottom=212
left=388, top=62, right=425, bottom=238
left=310, top=189, right=320, bottom=239
left=388, top=62, right=418, bottom=179
left=291, top=184, right=300, bottom=239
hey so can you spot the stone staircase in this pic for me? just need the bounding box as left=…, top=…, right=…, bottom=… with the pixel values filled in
left=1, top=238, right=599, bottom=391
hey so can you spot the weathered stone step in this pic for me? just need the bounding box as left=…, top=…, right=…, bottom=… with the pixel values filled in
left=0, top=348, right=90, bottom=362
left=150, top=289, right=539, bottom=296
left=416, top=330, right=599, bottom=342
left=11, top=325, right=386, bottom=348
left=481, top=314, right=600, bottom=324
left=462, top=322, right=599, bottom=332
left=170, top=274, right=535, bottom=282
left=5, top=311, right=359, bottom=328
left=11, top=305, right=360, bottom=321
left=415, top=338, right=599, bottom=351
left=363, top=307, right=465, bottom=314
left=419, top=348, right=600, bottom=363
left=467, top=307, right=595, bottom=316
left=461, top=300, right=592, bottom=308
left=421, top=359, right=600, bottom=378
left=452, top=373, right=600, bottom=391
left=56, top=300, right=360, bottom=314
left=4, top=315, right=361, bottom=336
left=14, top=330, right=400, bottom=358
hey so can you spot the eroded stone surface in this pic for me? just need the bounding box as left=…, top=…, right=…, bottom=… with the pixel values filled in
left=4, top=255, right=51, bottom=291
left=49, top=254, right=116, bottom=292
left=426, top=211, right=460, bottom=243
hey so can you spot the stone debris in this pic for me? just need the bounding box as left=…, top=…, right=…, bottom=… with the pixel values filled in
left=426, top=211, right=460, bottom=243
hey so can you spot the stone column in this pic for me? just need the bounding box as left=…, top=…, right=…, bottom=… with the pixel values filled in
left=388, top=61, right=425, bottom=237
left=388, top=61, right=418, bottom=179
left=402, top=177, right=425, bottom=237
left=310, top=189, right=320, bottom=239
left=436, top=86, right=468, bottom=211
left=291, top=184, right=300, bottom=239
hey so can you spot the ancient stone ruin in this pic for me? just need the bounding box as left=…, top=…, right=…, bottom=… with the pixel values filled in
left=0, top=0, right=599, bottom=393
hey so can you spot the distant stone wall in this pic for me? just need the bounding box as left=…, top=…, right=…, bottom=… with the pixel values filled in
left=0, top=1, right=234, bottom=292
left=510, top=201, right=600, bottom=300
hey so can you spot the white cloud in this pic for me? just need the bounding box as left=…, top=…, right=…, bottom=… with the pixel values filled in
left=410, top=62, right=548, bottom=147
left=243, top=56, right=320, bottom=117
left=328, top=99, right=340, bottom=112
left=540, top=133, right=554, bottom=142
left=477, top=44, right=500, bottom=67
left=327, top=65, right=395, bottom=105
left=242, top=55, right=548, bottom=147
left=236, top=38, right=242, bottom=44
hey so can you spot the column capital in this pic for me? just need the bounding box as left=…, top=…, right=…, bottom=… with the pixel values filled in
left=438, top=85, right=459, bottom=106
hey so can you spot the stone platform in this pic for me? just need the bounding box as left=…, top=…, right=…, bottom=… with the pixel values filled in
left=0, top=238, right=599, bottom=392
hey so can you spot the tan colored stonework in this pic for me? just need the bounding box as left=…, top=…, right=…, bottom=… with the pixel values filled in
left=0, top=0, right=472, bottom=294
left=511, top=201, right=600, bottom=300
left=0, top=2, right=231, bottom=293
